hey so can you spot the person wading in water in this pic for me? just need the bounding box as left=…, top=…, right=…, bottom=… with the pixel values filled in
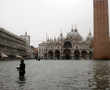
left=17, top=59, right=26, bottom=80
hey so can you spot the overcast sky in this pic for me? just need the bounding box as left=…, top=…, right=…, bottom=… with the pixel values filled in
left=0, top=0, right=110, bottom=47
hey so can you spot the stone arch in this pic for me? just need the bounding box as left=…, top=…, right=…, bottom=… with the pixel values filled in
left=63, top=49, right=71, bottom=59
left=63, top=41, right=72, bottom=48
left=48, top=50, right=53, bottom=59
left=55, top=50, right=60, bottom=59
left=81, top=50, right=88, bottom=58
left=74, top=49, right=80, bottom=59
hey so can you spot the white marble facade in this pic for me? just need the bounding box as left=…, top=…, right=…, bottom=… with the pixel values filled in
left=38, top=27, right=93, bottom=59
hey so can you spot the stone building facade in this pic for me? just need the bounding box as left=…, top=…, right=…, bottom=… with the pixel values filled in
left=20, top=32, right=34, bottom=58
left=38, top=27, right=93, bottom=59
left=0, top=28, right=27, bottom=59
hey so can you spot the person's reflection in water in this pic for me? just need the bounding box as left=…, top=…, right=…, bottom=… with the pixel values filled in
left=17, top=76, right=26, bottom=90
left=19, top=75, right=25, bottom=81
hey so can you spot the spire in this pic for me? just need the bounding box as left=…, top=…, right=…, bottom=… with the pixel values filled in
left=47, top=35, right=50, bottom=41
left=46, top=32, right=48, bottom=41
left=89, top=27, right=92, bottom=36
left=72, top=24, right=74, bottom=29
left=71, top=24, right=74, bottom=32
left=25, top=32, right=28, bottom=36
left=86, top=27, right=92, bottom=41
left=60, top=28, right=63, bottom=37
left=74, top=24, right=77, bottom=32
left=75, top=24, right=77, bottom=29
left=54, top=36, right=56, bottom=41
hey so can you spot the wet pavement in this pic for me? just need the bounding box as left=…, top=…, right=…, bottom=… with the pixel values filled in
left=0, top=60, right=110, bottom=90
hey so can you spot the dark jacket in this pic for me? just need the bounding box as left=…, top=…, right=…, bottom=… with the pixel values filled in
left=19, top=60, right=25, bottom=76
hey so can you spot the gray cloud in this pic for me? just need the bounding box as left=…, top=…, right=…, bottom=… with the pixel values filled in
left=0, top=0, right=110, bottom=47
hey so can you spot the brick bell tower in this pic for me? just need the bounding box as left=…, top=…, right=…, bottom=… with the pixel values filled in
left=94, top=0, right=110, bottom=59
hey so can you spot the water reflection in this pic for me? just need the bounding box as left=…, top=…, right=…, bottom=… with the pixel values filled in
left=1, top=60, right=110, bottom=90
left=16, top=76, right=26, bottom=90
left=89, top=61, right=110, bottom=90
left=19, top=76, right=26, bottom=81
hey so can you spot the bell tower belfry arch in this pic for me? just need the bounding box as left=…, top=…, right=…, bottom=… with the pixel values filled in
left=94, top=0, right=110, bottom=59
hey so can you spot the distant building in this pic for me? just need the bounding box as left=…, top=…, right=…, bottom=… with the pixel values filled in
left=38, top=27, right=93, bottom=59
left=20, top=32, right=34, bottom=58
left=31, top=47, right=38, bottom=58
left=0, top=28, right=26, bottom=59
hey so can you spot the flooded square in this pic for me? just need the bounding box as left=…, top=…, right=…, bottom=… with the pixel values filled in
left=0, top=60, right=110, bottom=90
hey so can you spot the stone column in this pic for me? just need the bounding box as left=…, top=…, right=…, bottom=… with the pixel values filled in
left=94, top=0, right=110, bottom=59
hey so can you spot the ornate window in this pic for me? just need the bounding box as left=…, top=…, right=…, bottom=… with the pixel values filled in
left=63, top=41, right=72, bottom=48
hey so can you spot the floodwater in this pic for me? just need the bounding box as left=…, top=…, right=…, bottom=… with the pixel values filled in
left=0, top=60, right=110, bottom=90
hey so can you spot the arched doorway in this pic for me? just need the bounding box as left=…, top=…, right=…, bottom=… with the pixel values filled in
left=63, top=49, right=71, bottom=59
left=55, top=50, right=60, bottom=59
left=81, top=50, right=88, bottom=59
left=74, top=49, right=80, bottom=59
left=89, top=50, right=93, bottom=59
left=63, top=41, right=72, bottom=48
left=48, top=50, right=53, bottom=59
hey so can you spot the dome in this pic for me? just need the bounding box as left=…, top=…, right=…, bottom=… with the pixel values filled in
left=86, top=31, right=93, bottom=41
left=67, top=28, right=82, bottom=41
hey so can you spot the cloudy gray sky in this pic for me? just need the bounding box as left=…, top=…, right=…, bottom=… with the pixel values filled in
left=0, top=0, right=110, bottom=47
